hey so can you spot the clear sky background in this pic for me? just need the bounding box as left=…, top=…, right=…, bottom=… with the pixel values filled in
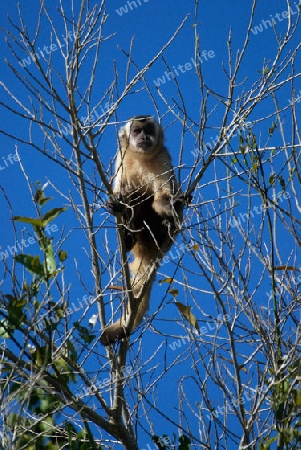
left=0, top=0, right=300, bottom=448
left=1, top=0, right=300, bottom=213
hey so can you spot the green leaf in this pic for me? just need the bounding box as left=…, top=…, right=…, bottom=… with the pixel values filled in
left=42, top=207, right=67, bottom=225
left=251, top=162, right=258, bottom=172
left=39, top=398, right=49, bottom=414
left=74, top=322, right=96, bottom=344
left=47, top=268, right=64, bottom=280
left=15, top=254, right=45, bottom=277
left=269, top=173, right=276, bottom=186
left=178, top=435, right=191, bottom=449
left=32, top=225, right=45, bottom=245
left=259, top=435, right=277, bottom=450
left=66, top=340, right=78, bottom=362
left=13, top=216, right=44, bottom=227
left=268, top=121, right=277, bottom=136
left=275, top=401, right=285, bottom=420
left=4, top=294, right=27, bottom=309
left=54, top=356, right=69, bottom=373
left=152, top=436, right=167, bottom=450
left=39, top=415, right=52, bottom=432
left=58, top=250, right=68, bottom=262
left=33, top=346, right=50, bottom=367
left=278, top=175, right=285, bottom=191
left=295, top=389, right=301, bottom=406
left=50, top=302, right=65, bottom=319
left=0, top=318, right=10, bottom=338
left=35, top=188, right=52, bottom=206
left=39, top=197, right=53, bottom=206
left=44, top=240, right=56, bottom=274
left=35, top=189, right=44, bottom=204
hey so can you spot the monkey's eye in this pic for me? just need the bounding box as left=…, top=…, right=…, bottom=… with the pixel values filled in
left=133, top=128, right=141, bottom=135
left=144, top=125, right=155, bottom=136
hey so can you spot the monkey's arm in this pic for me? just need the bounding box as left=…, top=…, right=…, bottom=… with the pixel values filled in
left=149, top=151, right=177, bottom=217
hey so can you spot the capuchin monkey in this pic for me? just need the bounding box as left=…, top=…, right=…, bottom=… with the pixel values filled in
left=100, top=115, right=185, bottom=345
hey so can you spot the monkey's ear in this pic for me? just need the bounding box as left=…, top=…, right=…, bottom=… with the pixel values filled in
left=118, top=126, right=128, bottom=147
left=120, top=119, right=133, bottom=142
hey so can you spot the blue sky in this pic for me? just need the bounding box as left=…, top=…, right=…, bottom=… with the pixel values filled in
left=0, top=0, right=301, bottom=448
left=1, top=0, right=299, bottom=227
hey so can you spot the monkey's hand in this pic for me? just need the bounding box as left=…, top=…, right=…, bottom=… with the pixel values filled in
left=106, top=195, right=127, bottom=215
left=152, top=193, right=174, bottom=217
left=153, top=191, right=191, bottom=220
left=107, top=196, right=136, bottom=252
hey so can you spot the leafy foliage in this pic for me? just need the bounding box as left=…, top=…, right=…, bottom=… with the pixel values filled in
left=0, top=187, right=99, bottom=448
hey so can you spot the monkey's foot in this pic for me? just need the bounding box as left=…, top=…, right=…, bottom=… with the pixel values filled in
left=100, top=325, right=130, bottom=345
left=122, top=227, right=137, bottom=252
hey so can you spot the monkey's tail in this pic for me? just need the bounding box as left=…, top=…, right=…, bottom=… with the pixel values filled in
left=100, top=242, right=160, bottom=345
left=129, top=242, right=160, bottom=329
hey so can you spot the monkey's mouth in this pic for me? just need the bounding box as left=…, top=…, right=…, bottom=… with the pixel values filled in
left=137, top=141, right=152, bottom=149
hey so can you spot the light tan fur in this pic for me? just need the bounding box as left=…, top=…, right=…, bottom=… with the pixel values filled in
left=100, top=116, right=182, bottom=345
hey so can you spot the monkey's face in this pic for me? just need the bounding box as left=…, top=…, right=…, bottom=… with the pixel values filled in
left=129, top=121, right=158, bottom=152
